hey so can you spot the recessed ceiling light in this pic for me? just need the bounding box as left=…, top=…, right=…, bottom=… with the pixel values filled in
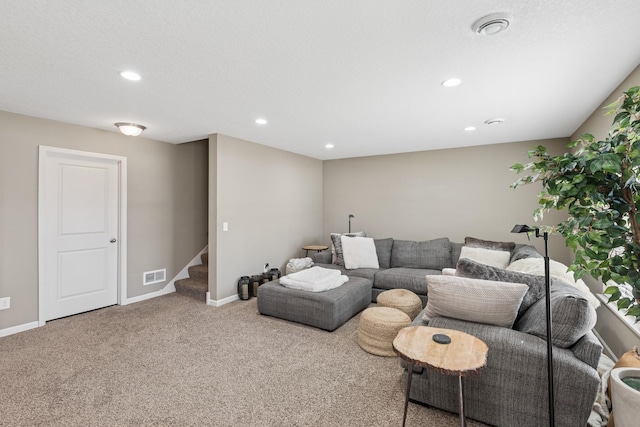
left=484, top=118, right=505, bottom=125
left=255, top=118, right=268, bottom=125
left=119, top=71, right=141, bottom=81
left=325, top=143, right=334, bottom=149
left=464, top=126, right=476, bottom=131
left=442, top=78, right=461, bottom=87
left=472, top=13, right=513, bottom=36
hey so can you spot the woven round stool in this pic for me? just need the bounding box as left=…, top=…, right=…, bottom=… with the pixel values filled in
left=377, top=289, right=422, bottom=320
left=358, top=307, right=411, bottom=356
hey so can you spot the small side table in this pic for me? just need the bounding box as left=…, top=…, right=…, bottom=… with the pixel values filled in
left=301, top=245, right=328, bottom=257
left=393, top=326, right=488, bottom=427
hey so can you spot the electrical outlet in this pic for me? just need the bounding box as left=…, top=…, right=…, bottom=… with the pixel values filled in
left=0, top=297, right=10, bottom=310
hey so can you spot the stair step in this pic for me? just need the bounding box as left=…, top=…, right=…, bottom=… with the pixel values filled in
left=175, top=278, right=207, bottom=302
left=201, top=252, right=208, bottom=265
left=188, top=264, right=208, bottom=281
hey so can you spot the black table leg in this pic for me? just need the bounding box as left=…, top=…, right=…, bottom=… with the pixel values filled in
left=402, top=361, right=413, bottom=427
left=458, top=374, right=466, bottom=427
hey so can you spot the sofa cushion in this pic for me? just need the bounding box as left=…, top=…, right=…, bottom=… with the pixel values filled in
left=459, top=246, right=511, bottom=269
left=514, top=279, right=597, bottom=348
left=374, top=267, right=440, bottom=296
left=464, top=236, right=516, bottom=252
left=570, top=331, right=603, bottom=369
left=422, top=275, right=528, bottom=328
left=342, top=236, right=379, bottom=269
left=330, top=231, right=366, bottom=266
left=455, top=258, right=545, bottom=319
left=391, top=238, right=453, bottom=269
left=374, top=238, right=394, bottom=269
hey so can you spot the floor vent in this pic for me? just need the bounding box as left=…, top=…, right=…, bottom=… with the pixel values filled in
left=143, top=269, right=166, bottom=286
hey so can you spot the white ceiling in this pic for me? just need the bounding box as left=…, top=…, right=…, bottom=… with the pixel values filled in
left=1, top=1, right=640, bottom=160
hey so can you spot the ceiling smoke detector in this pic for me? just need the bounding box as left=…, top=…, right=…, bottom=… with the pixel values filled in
left=484, top=118, right=505, bottom=125
left=472, top=13, right=513, bottom=36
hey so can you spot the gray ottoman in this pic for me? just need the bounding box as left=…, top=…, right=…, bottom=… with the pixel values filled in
left=257, top=276, right=372, bottom=331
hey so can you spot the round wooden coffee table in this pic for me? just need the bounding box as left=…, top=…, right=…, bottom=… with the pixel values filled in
left=301, top=245, right=328, bottom=257
left=393, top=326, right=488, bottom=427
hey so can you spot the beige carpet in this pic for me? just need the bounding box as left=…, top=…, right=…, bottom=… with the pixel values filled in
left=0, top=294, right=489, bottom=426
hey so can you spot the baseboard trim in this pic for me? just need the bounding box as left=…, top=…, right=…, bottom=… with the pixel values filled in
left=207, top=292, right=239, bottom=307
left=0, top=321, right=40, bottom=338
left=121, top=245, right=208, bottom=306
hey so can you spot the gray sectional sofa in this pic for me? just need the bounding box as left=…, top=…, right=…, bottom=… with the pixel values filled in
left=310, top=236, right=602, bottom=427
left=313, top=237, right=461, bottom=305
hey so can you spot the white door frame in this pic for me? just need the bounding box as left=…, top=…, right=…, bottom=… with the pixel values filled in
left=38, top=146, right=127, bottom=326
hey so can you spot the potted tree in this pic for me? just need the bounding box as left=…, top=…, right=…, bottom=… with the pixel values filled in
left=511, top=86, right=640, bottom=321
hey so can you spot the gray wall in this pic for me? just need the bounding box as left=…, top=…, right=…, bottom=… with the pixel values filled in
left=322, top=138, right=572, bottom=264
left=0, top=111, right=208, bottom=331
left=570, top=64, right=640, bottom=357
left=208, top=134, right=323, bottom=301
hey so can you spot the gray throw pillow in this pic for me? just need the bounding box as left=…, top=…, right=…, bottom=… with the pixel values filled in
left=509, top=244, right=543, bottom=264
left=464, top=236, right=516, bottom=252
left=455, top=258, right=545, bottom=318
left=374, top=238, right=394, bottom=269
left=514, top=280, right=597, bottom=348
left=391, top=238, right=453, bottom=270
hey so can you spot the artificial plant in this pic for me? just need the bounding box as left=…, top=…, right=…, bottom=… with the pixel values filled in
left=511, top=86, right=640, bottom=321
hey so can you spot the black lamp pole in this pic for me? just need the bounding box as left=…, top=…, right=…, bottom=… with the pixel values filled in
left=511, top=224, right=554, bottom=427
left=348, top=214, right=355, bottom=233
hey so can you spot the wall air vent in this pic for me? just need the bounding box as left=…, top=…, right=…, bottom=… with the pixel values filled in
left=143, top=269, right=166, bottom=286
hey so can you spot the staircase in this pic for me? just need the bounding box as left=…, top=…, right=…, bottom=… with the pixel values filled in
left=174, top=252, right=208, bottom=302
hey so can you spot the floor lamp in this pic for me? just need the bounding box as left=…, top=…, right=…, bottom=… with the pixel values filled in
left=511, top=224, right=554, bottom=427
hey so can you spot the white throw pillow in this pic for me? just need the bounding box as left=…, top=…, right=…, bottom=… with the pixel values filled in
left=441, top=268, right=456, bottom=276
left=341, top=236, right=379, bottom=269
left=459, top=246, right=511, bottom=269
left=423, top=275, right=528, bottom=328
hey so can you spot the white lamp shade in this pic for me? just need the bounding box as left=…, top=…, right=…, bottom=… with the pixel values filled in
left=115, top=122, right=146, bottom=136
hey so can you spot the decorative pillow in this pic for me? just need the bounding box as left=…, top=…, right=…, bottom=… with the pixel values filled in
left=451, top=242, right=463, bottom=265
left=464, top=237, right=516, bottom=252
left=509, top=244, right=543, bottom=264
left=441, top=268, right=456, bottom=276
left=330, top=231, right=366, bottom=266
left=507, top=257, right=600, bottom=308
left=455, top=257, right=545, bottom=319
left=391, top=238, right=453, bottom=269
left=422, top=275, right=528, bottom=328
left=514, top=280, right=597, bottom=348
left=341, top=236, right=380, bottom=270
left=458, top=246, right=511, bottom=269
left=374, top=238, right=394, bottom=269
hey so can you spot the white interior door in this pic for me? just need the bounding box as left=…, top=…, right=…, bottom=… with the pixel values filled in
left=40, top=147, right=122, bottom=321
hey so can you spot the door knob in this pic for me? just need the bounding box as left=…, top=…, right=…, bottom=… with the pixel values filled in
left=110, top=238, right=117, bottom=243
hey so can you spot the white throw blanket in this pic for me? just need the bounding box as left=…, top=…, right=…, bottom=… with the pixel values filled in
left=286, top=257, right=314, bottom=270
left=506, top=258, right=600, bottom=308
left=280, top=266, right=348, bottom=292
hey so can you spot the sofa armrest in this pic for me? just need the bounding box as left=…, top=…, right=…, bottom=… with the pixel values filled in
left=410, top=316, right=599, bottom=427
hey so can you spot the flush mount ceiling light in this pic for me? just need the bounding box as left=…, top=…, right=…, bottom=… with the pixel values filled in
left=472, top=13, right=513, bottom=36
left=484, top=118, right=505, bottom=125
left=325, top=143, right=334, bottom=149
left=441, top=78, right=461, bottom=87
left=115, top=122, right=146, bottom=136
left=119, top=70, right=141, bottom=81
left=255, top=118, right=268, bottom=125
left=464, top=126, right=476, bottom=131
